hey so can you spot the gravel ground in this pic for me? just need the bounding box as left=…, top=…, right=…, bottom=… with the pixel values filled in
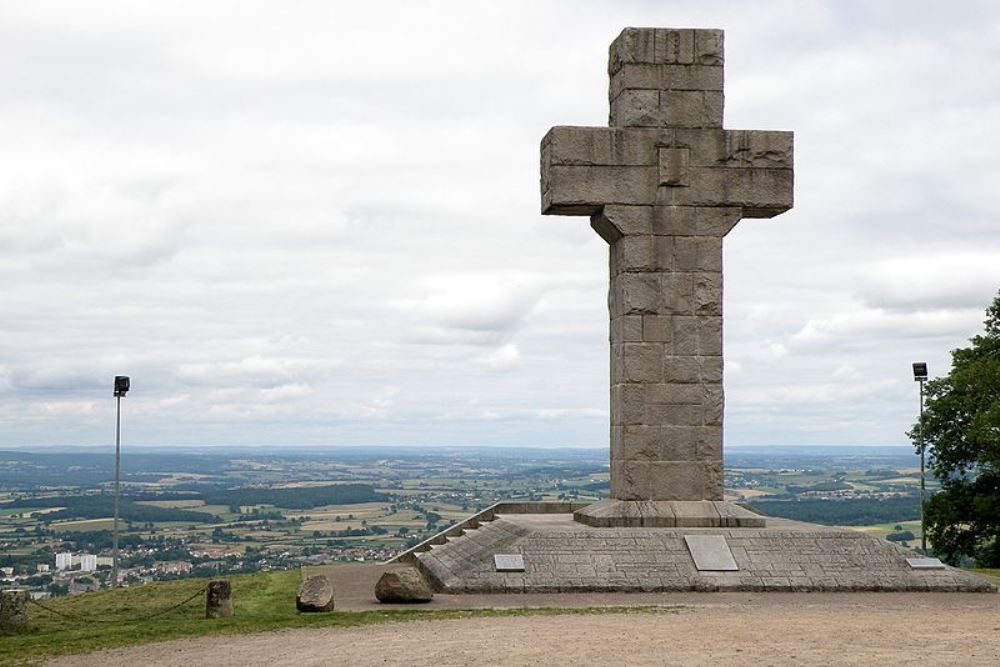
left=46, top=595, right=1000, bottom=667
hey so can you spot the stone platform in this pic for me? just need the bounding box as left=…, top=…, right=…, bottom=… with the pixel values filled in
left=398, top=507, right=995, bottom=594
left=575, top=499, right=765, bottom=527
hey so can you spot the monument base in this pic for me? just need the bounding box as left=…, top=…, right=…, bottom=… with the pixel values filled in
left=574, top=499, right=765, bottom=528
left=393, top=504, right=995, bottom=594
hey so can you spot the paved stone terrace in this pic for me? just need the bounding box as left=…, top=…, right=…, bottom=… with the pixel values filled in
left=414, top=513, right=995, bottom=593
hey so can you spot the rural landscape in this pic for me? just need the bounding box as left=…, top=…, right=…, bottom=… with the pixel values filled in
left=0, top=445, right=931, bottom=598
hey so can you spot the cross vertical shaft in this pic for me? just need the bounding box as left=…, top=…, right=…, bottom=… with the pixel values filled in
left=540, top=28, right=793, bottom=516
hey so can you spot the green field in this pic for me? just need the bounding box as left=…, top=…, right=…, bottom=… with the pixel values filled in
left=1, top=572, right=674, bottom=666
left=848, top=520, right=923, bottom=542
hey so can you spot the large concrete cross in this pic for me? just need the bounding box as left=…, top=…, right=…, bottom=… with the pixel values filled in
left=541, top=28, right=793, bottom=523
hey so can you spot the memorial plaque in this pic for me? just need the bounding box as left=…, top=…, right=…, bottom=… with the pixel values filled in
left=684, top=534, right=738, bottom=571
left=906, top=557, right=946, bottom=570
left=493, top=554, right=525, bottom=572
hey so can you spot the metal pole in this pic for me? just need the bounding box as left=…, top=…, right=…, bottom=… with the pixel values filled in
left=919, top=379, right=927, bottom=554
left=112, top=393, right=121, bottom=588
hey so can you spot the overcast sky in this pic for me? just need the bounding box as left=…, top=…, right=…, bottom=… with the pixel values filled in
left=2, top=1, right=999, bottom=450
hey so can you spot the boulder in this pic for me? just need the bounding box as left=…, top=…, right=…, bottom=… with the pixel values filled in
left=375, top=568, right=433, bottom=603
left=296, top=574, right=335, bottom=612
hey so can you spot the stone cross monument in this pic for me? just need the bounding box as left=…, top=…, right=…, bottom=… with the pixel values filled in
left=541, top=27, right=793, bottom=527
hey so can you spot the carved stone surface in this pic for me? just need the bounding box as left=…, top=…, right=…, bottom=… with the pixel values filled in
left=541, top=27, right=794, bottom=505
left=414, top=513, right=996, bottom=593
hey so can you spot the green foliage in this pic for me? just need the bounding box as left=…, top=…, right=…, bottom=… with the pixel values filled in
left=200, top=484, right=385, bottom=509
left=1, top=495, right=214, bottom=524
left=749, top=496, right=919, bottom=525
left=911, top=290, right=1000, bottom=567
left=785, top=481, right=853, bottom=494
left=885, top=530, right=916, bottom=542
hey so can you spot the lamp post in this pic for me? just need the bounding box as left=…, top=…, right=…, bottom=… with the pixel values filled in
left=912, top=362, right=928, bottom=554
left=112, top=375, right=130, bottom=588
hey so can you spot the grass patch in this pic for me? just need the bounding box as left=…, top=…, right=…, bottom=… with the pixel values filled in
left=974, top=568, right=1000, bottom=583
left=2, top=571, right=679, bottom=666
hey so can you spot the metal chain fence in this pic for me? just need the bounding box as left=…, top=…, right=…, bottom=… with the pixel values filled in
left=25, top=585, right=208, bottom=624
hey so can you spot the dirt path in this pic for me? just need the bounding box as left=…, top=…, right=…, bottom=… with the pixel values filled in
left=47, top=600, right=1000, bottom=667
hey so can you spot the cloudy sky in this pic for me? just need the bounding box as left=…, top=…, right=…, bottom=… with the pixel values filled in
left=2, top=1, right=999, bottom=450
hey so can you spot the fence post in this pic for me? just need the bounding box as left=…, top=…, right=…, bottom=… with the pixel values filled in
left=205, top=580, right=233, bottom=618
left=0, top=589, right=28, bottom=635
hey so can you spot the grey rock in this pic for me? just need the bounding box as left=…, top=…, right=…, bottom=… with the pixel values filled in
left=296, top=574, right=335, bottom=612
left=375, top=568, right=433, bottom=604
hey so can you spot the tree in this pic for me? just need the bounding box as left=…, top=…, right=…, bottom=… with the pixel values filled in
left=886, top=530, right=915, bottom=543
left=912, top=291, right=1000, bottom=566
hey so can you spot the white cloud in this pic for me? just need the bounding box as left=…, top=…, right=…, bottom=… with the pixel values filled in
left=479, top=344, right=522, bottom=372
left=2, top=1, right=999, bottom=448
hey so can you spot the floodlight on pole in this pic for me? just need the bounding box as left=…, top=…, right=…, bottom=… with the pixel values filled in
left=112, top=375, right=129, bottom=588
left=912, top=362, right=928, bottom=554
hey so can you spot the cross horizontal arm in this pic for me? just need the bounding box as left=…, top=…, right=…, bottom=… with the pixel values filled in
left=540, top=126, right=793, bottom=218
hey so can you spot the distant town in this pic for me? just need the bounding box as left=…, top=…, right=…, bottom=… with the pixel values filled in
left=0, top=446, right=928, bottom=598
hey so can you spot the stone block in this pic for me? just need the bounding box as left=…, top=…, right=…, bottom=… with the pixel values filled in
left=544, top=127, right=669, bottom=168
left=0, top=589, right=27, bottom=636
left=612, top=460, right=722, bottom=500
left=598, top=205, right=654, bottom=236
left=612, top=235, right=675, bottom=273
left=611, top=90, right=724, bottom=129
left=641, top=314, right=673, bottom=342
left=715, top=502, right=766, bottom=528
left=650, top=404, right=705, bottom=428
left=673, top=129, right=793, bottom=169
left=622, top=342, right=664, bottom=382
left=542, top=165, right=658, bottom=215
left=619, top=425, right=662, bottom=461
left=656, top=29, right=696, bottom=65
left=658, top=147, right=689, bottom=186
left=703, top=387, right=724, bottom=427
left=657, top=425, right=700, bottom=459
left=650, top=206, right=741, bottom=237
left=609, top=27, right=658, bottom=73
left=698, top=316, right=723, bottom=355
left=669, top=316, right=699, bottom=355
left=669, top=500, right=722, bottom=527
left=673, top=237, right=722, bottom=272
left=689, top=167, right=793, bottom=214
left=695, top=424, right=723, bottom=461
left=611, top=273, right=660, bottom=315
left=659, top=273, right=696, bottom=313
left=647, top=382, right=704, bottom=405
left=542, top=127, right=791, bottom=171
left=610, top=64, right=724, bottom=101
left=206, top=579, right=233, bottom=619
left=612, top=383, right=645, bottom=425
left=610, top=315, right=643, bottom=342
left=609, top=89, right=661, bottom=127
left=694, top=29, right=724, bottom=65
left=693, top=273, right=723, bottom=315
left=663, top=355, right=722, bottom=384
